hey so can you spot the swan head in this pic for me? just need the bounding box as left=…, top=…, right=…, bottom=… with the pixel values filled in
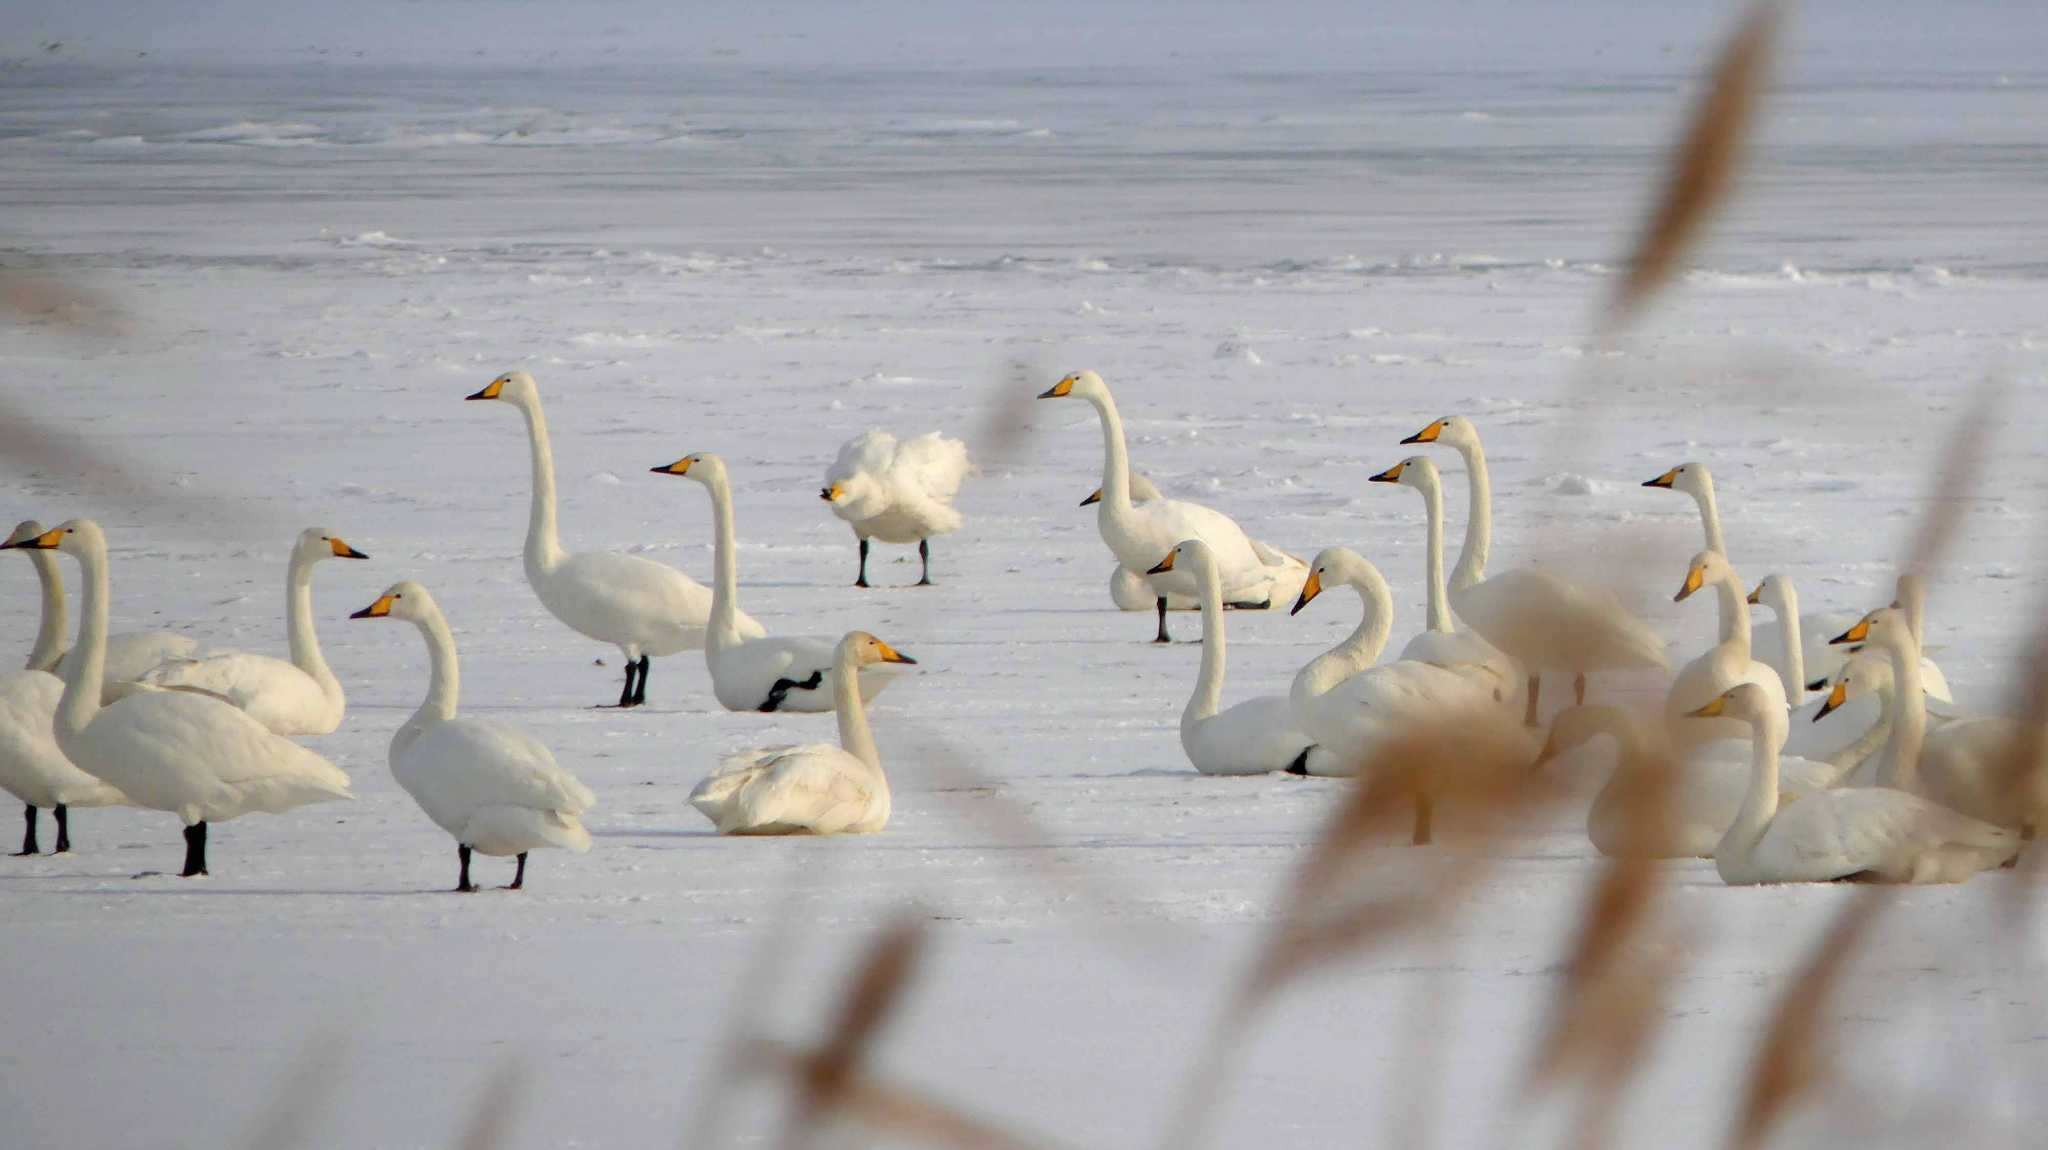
left=1534, top=705, right=1634, bottom=768
left=1147, top=538, right=1216, bottom=578
left=466, top=370, right=538, bottom=405
left=1037, top=370, right=1106, bottom=402
left=1292, top=546, right=1375, bottom=616
left=1081, top=472, right=1161, bottom=506
left=1686, top=681, right=1775, bottom=725
left=1830, top=605, right=1909, bottom=652
left=1642, top=462, right=1710, bottom=498
left=1672, top=550, right=1735, bottom=603
left=0, top=518, right=101, bottom=558
left=297, top=527, right=368, bottom=563
left=350, top=580, right=434, bottom=623
left=839, top=630, right=917, bottom=667
left=1368, top=455, right=1439, bottom=494
left=1745, top=573, right=1795, bottom=616
left=1400, top=415, right=1477, bottom=450
left=650, top=452, right=728, bottom=486
left=1811, top=651, right=1892, bottom=722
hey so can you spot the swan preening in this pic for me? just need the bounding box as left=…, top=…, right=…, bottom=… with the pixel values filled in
left=3, top=521, right=351, bottom=876
left=1149, top=539, right=1331, bottom=776
left=653, top=453, right=896, bottom=713
left=351, top=582, right=593, bottom=891
left=468, top=370, right=763, bottom=707
left=1040, top=370, right=1304, bottom=642
left=690, top=631, right=912, bottom=835
left=135, top=527, right=367, bottom=735
left=821, top=429, right=972, bottom=587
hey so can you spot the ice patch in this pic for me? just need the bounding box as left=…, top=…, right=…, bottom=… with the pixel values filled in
left=1214, top=339, right=1262, bottom=366
left=330, top=230, right=412, bottom=249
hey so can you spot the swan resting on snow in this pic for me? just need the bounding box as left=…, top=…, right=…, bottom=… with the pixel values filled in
left=691, top=631, right=914, bottom=835
left=467, top=370, right=763, bottom=708
left=821, top=429, right=973, bottom=587
left=1667, top=550, right=1787, bottom=748
left=1148, top=539, right=1334, bottom=776
left=351, top=582, right=594, bottom=892
left=4, top=520, right=352, bottom=877
left=135, top=527, right=368, bottom=735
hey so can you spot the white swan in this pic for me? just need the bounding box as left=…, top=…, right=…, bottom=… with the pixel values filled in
left=690, top=631, right=913, bottom=835
left=1148, top=539, right=1333, bottom=776
left=132, top=528, right=367, bottom=735
left=1288, top=547, right=1504, bottom=777
left=1667, top=550, right=1787, bottom=747
left=1403, top=416, right=1668, bottom=721
left=1884, top=573, right=1960, bottom=715
left=467, top=370, right=763, bottom=707
left=3, top=521, right=351, bottom=877
left=1826, top=607, right=2042, bottom=833
left=1087, top=473, right=1201, bottom=612
left=652, top=453, right=896, bottom=713
left=1693, top=683, right=2016, bottom=884
left=1040, top=370, right=1294, bottom=642
left=0, top=522, right=127, bottom=854
left=821, top=429, right=972, bottom=587
left=7, top=520, right=199, bottom=701
left=350, top=582, right=594, bottom=891
left=1367, top=456, right=1524, bottom=706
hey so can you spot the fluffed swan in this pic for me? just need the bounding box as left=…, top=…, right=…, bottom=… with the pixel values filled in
left=1826, top=607, right=2042, bottom=833
left=652, top=453, right=896, bottom=712
left=7, top=520, right=199, bottom=701
left=1403, top=416, right=1668, bottom=721
left=3, top=521, right=351, bottom=877
left=467, top=370, right=763, bottom=707
left=1693, top=683, right=2016, bottom=884
left=821, top=429, right=972, bottom=587
left=350, top=582, right=594, bottom=891
left=691, top=631, right=914, bottom=835
left=134, top=528, right=367, bottom=735
left=1148, top=540, right=1332, bottom=776
left=1368, top=456, right=1524, bottom=706
left=1667, top=551, right=1787, bottom=747
left=1039, top=370, right=1289, bottom=642
left=0, top=522, right=127, bottom=854
left=1288, top=547, right=1503, bottom=777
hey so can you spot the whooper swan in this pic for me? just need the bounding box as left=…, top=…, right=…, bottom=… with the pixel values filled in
left=1085, top=473, right=1198, bottom=613
left=1666, top=550, right=1787, bottom=748
left=6, top=519, right=198, bottom=701
left=821, top=429, right=972, bottom=587
left=690, top=631, right=914, bottom=835
left=467, top=370, right=763, bottom=707
left=351, top=582, right=594, bottom=891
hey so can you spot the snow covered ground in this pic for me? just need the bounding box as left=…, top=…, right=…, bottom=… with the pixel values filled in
left=3, top=3, right=2048, bottom=1147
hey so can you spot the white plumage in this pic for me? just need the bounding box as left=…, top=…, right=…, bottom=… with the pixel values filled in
left=7, top=517, right=198, bottom=702
left=822, top=428, right=972, bottom=587
left=1666, top=550, right=1788, bottom=748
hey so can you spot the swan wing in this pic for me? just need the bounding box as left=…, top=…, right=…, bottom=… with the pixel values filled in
left=1184, top=694, right=1318, bottom=776
left=0, top=671, right=127, bottom=808
left=136, top=651, right=333, bottom=733
left=1758, top=786, right=2018, bottom=882
left=399, top=719, right=595, bottom=818
left=892, top=432, right=973, bottom=504
left=75, top=692, right=350, bottom=820
left=695, top=744, right=878, bottom=834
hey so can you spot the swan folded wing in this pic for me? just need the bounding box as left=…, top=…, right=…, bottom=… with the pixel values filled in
left=1763, top=787, right=2017, bottom=881
left=404, top=721, right=595, bottom=817
left=1186, top=694, right=1316, bottom=776
left=551, top=551, right=764, bottom=642
left=81, top=693, right=350, bottom=818
left=1124, top=499, right=1266, bottom=591
left=695, top=745, right=874, bottom=834
left=137, top=652, right=325, bottom=717
left=0, top=672, right=126, bottom=807
left=1398, top=631, right=1520, bottom=697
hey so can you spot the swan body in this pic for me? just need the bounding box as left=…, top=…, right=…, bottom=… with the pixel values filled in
left=691, top=632, right=912, bottom=835
left=1406, top=416, right=1667, bottom=718
left=653, top=453, right=897, bottom=713
left=822, top=429, right=972, bottom=586
left=4, top=521, right=351, bottom=876
left=1040, top=371, right=1290, bottom=640
left=1695, top=683, right=2016, bottom=885
left=467, top=370, right=762, bottom=707
left=1666, top=551, right=1787, bottom=747
left=351, top=582, right=593, bottom=891
left=1090, top=473, right=1198, bottom=611
left=8, top=519, right=198, bottom=701
left=134, top=528, right=367, bottom=735
left=1151, top=539, right=1333, bottom=776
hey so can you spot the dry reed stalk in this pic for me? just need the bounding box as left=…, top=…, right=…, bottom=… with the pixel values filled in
left=453, top=1059, right=530, bottom=1150
left=772, top=914, right=928, bottom=1150
left=234, top=1032, right=350, bottom=1150
left=746, top=1039, right=1060, bottom=1150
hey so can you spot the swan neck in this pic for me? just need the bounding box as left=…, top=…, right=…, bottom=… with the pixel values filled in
left=1878, top=635, right=1927, bottom=790
left=1824, top=684, right=1893, bottom=776
left=1449, top=439, right=1490, bottom=593
left=1775, top=584, right=1805, bottom=706
left=1712, top=570, right=1751, bottom=651
left=285, top=553, right=342, bottom=700
left=1185, top=558, right=1227, bottom=730
left=1694, top=480, right=1726, bottom=557
left=1085, top=390, right=1135, bottom=513
left=704, top=470, right=745, bottom=650
left=1294, top=568, right=1393, bottom=709
left=833, top=646, right=880, bottom=770
left=1420, top=480, right=1452, bottom=633
left=1721, top=715, right=1783, bottom=865
left=55, top=544, right=107, bottom=743
left=411, top=605, right=461, bottom=727
left=516, top=396, right=566, bottom=577
left=25, top=549, right=67, bottom=672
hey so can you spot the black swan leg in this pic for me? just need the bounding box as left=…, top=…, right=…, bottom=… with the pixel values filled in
left=504, top=852, right=527, bottom=891
left=457, top=844, right=476, bottom=892
left=14, top=804, right=37, bottom=856
left=916, top=539, right=932, bottom=586
left=629, top=656, right=650, bottom=706
left=1154, top=598, right=1171, bottom=644
left=52, top=804, right=69, bottom=854
left=855, top=538, right=870, bottom=588
left=180, top=821, right=208, bottom=877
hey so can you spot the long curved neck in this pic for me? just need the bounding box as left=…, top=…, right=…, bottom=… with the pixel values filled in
left=1710, top=571, right=1751, bottom=651
left=833, top=647, right=880, bottom=769
left=1878, top=635, right=1927, bottom=790
left=410, top=605, right=461, bottom=727
left=1449, top=440, right=1490, bottom=593
left=55, top=546, right=107, bottom=743
left=1293, top=568, right=1394, bottom=710
left=1693, top=478, right=1726, bottom=557
left=704, top=469, right=746, bottom=650
left=515, top=396, right=566, bottom=578
left=1419, top=481, right=1452, bottom=633
left=1084, top=390, right=1135, bottom=514
left=1772, top=584, right=1805, bottom=706
left=1184, top=557, right=1227, bottom=731
left=25, top=550, right=67, bottom=672
left=1725, top=715, right=1784, bottom=859
left=1822, top=684, right=1893, bottom=777
left=284, top=553, right=342, bottom=701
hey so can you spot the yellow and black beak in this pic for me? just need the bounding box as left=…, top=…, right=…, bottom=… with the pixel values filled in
left=465, top=378, right=506, bottom=401
left=1830, top=616, right=1873, bottom=646
left=1643, top=467, right=1680, bottom=489
left=349, top=594, right=395, bottom=620
left=1290, top=570, right=1323, bottom=616
left=1686, top=694, right=1729, bottom=719
left=1745, top=582, right=1763, bottom=605
left=0, top=527, right=63, bottom=551
left=330, top=537, right=369, bottom=560
left=1399, top=419, right=1445, bottom=445
left=875, top=640, right=917, bottom=665
left=1674, top=564, right=1705, bottom=602
left=1079, top=487, right=1103, bottom=507
left=651, top=457, right=694, bottom=477
left=1036, top=375, right=1077, bottom=400
left=821, top=483, right=845, bottom=502
left=1146, top=550, right=1177, bottom=575
left=1368, top=461, right=1406, bottom=484
left=1812, top=680, right=1849, bottom=722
